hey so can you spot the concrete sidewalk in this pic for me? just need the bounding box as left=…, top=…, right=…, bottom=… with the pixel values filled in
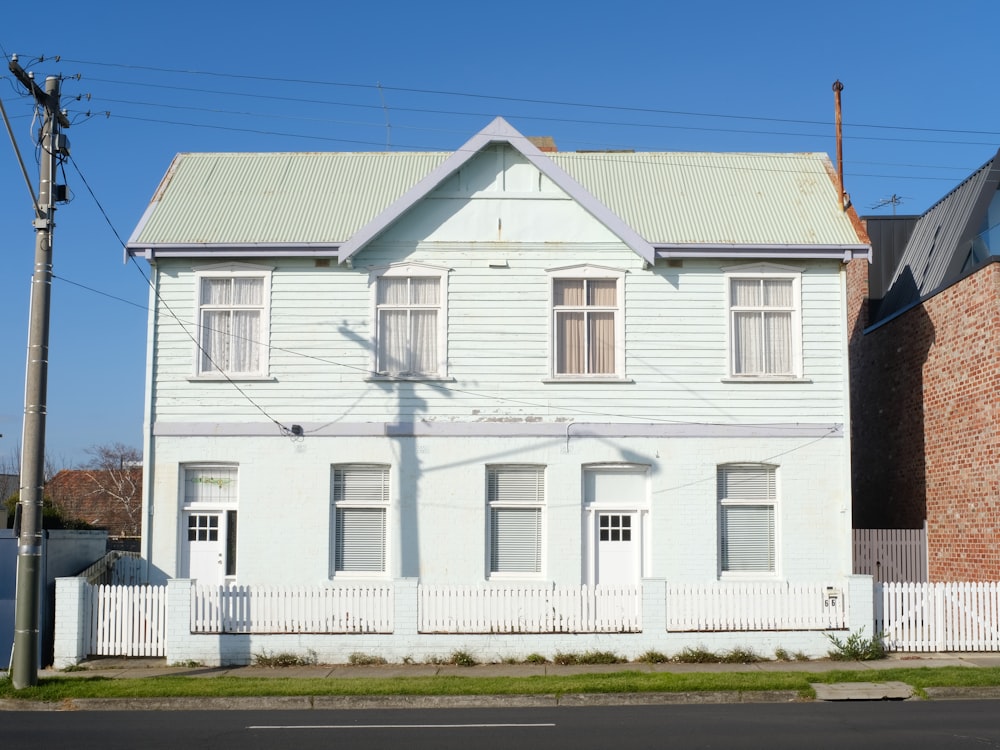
left=2, top=652, right=997, bottom=710
left=40, top=651, right=1000, bottom=680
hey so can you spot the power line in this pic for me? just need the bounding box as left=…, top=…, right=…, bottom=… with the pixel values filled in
left=56, top=57, right=1000, bottom=138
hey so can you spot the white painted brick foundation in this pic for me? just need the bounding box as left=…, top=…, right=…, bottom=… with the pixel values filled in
left=54, top=575, right=875, bottom=667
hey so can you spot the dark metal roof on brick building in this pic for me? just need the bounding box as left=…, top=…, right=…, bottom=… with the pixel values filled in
left=870, top=147, right=1000, bottom=325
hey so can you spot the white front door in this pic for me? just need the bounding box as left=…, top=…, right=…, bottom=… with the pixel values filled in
left=595, top=512, right=639, bottom=584
left=182, top=511, right=228, bottom=585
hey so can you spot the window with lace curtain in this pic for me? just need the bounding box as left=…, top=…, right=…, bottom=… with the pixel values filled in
left=194, top=265, right=271, bottom=378
left=726, top=265, right=801, bottom=378
left=372, top=264, right=448, bottom=378
left=549, top=266, right=625, bottom=379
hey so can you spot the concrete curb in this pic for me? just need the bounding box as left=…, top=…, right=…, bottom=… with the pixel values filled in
left=0, top=690, right=806, bottom=712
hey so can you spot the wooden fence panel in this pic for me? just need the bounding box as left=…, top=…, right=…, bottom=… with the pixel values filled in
left=191, top=585, right=394, bottom=634
left=854, top=528, right=927, bottom=582
left=418, top=584, right=641, bottom=633
left=665, top=582, right=846, bottom=631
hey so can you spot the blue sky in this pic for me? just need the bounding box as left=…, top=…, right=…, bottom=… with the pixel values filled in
left=0, top=0, right=996, bottom=468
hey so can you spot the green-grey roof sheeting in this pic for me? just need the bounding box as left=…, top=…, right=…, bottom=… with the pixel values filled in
left=132, top=151, right=451, bottom=246
left=552, top=151, right=860, bottom=247
left=128, top=138, right=866, bottom=254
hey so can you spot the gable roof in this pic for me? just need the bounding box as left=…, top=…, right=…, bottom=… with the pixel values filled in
left=871, top=148, right=1000, bottom=324
left=126, top=117, right=869, bottom=263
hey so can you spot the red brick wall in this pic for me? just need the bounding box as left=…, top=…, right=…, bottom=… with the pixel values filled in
left=850, top=261, right=1000, bottom=580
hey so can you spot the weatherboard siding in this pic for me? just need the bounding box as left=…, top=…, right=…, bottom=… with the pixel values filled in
left=148, top=252, right=848, bottom=426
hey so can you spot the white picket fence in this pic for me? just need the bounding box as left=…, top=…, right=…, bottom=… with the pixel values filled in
left=88, top=583, right=167, bottom=657
left=419, top=584, right=641, bottom=633
left=877, top=582, right=1000, bottom=652
left=191, top=584, right=394, bottom=634
left=666, top=582, right=847, bottom=631
left=853, top=527, right=927, bottom=582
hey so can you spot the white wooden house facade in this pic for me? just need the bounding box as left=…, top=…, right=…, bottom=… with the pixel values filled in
left=112, top=118, right=873, bottom=663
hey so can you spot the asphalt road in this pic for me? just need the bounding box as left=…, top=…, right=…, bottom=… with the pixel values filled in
left=4, top=701, right=1000, bottom=750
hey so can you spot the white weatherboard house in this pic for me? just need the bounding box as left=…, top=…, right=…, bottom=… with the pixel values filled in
left=60, top=118, right=874, bottom=666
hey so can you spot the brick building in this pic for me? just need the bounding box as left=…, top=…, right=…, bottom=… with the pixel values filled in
left=849, top=148, right=1000, bottom=580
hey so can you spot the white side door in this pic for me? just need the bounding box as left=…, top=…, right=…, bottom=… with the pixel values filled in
left=181, top=511, right=226, bottom=585
left=595, top=512, right=640, bottom=584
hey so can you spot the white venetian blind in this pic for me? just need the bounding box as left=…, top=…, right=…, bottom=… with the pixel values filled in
left=332, top=465, right=389, bottom=573
left=488, top=466, right=544, bottom=574
left=718, top=465, right=776, bottom=573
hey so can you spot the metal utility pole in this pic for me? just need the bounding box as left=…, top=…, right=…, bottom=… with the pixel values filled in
left=8, top=55, right=70, bottom=689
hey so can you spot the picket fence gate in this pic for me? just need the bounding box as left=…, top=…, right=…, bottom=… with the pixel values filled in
left=418, top=584, right=641, bottom=633
left=191, top=584, right=394, bottom=634
left=87, top=583, right=167, bottom=657
left=877, top=581, right=1000, bottom=652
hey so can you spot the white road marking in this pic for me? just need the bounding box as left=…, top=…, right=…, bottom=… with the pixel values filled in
left=248, top=722, right=556, bottom=730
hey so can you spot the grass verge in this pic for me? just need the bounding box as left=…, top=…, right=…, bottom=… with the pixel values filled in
left=2, top=666, right=1000, bottom=702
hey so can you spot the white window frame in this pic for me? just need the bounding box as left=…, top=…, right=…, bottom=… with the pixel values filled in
left=180, top=464, right=239, bottom=581
left=192, top=263, right=273, bottom=379
left=486, top=465, right=545, bottom=578
left=369, top=262, right=450, bottom=379
left=723, top=263, right=803, bottom=379
left=547, top=264, right=627, bottom=380
left=717, top=463, right=778, bottom=578
left=330, top=464, right=390, bottom=578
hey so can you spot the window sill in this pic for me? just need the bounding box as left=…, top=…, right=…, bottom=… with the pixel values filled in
left=721, top=376, right=811, bottom=384
left=330, top=572, right=390, bottom=580
left=365, top=375, right=456, bottom=383
left=187, top=375, right=275, bottom=382
left=719, top=572, right=780, bottom=580
left=542, top=377, right=634, bottom=384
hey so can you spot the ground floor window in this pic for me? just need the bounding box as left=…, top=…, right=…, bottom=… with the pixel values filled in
left=331, top=464, right=389, bottom=574
left=718, top=463, right=777, bottom=574
left=487, top=465, right=544, bottom=575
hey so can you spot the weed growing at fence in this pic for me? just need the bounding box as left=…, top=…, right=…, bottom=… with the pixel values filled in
left=348, top=652, right=388, bottom=666
left=720, top=647, right=764, bottom=664
left=637, top=650, right=670, bottom=664
left=672, top=646, right=720, bottom=663
left=553, top=650, right=625, bottom=665
left=524, top=653, right=548, bottom=664
left=773, top=648, right=791, bottom=661
left=253, top=650, right=319, bottom=667
left=448, top=650, right=479, bottom=667
left=825, top=628, right=887, bottom=661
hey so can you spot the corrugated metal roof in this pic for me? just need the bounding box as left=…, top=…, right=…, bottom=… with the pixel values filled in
left=135, top=152, right=451, bottom=245
left=873, top=150, right=1000, bottom=323
left=553, top=152, right=858, bottom=246
left=129, top=142, right=864, bottom=252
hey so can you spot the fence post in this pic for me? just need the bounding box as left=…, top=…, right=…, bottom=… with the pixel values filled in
left=641, top=579, right=666, bottom=634
left=935, top=583, right=946, bottom=652
left=845, top=574, right=874, bottom=635
left=52, top=577, right=89, bottom=669
left=394, top=578, right=418, bottom=636
left=165, top=579, right=194, bottom=665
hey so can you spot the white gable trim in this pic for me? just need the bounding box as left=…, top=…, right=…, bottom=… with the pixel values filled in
left=338, top=117, right=656, bottom=266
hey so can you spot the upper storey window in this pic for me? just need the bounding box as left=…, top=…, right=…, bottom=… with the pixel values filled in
left=549, top=265, right=625, bottom=379
left=372, top=264, right=449, bottom=378
left=726, top=264, right=802, bottom=379
left=194, top=264, right=271, bottom=378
